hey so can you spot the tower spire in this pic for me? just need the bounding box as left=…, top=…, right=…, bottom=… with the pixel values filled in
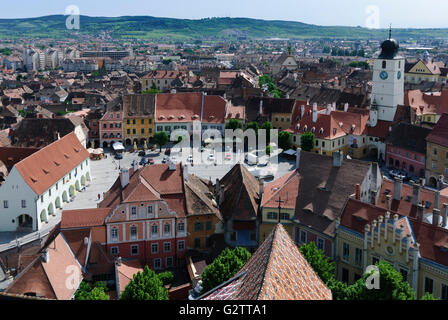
left=389, top=24, right=392, bottom=39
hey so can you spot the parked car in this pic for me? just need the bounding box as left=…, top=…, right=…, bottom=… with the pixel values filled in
left=188, top=155, right=193, bottom=163
left=114, top=153, right=123, bottom=160
left=208, top=154, right=215, bottom=161
left=148, top=158, right=155, bottom=165
left=225, top=153, right=232, bottom=160
left=139, top=158, right=148, bottom=166
left=162, top=156, right=168, bottom=163
left=165, top=148, right=171, bottom=156
left=138, top=150, right=146, bottom=157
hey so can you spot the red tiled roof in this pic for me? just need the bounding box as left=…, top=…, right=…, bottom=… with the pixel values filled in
left=14, top=132, right=89, bottom=195
left=115, top=259, right=143, bottom=295
left=61, top=208, right=112, bottom=229
left=202, top=224, right=332, bottom=300
left=202, top=96, right=226, bottom=124
left=426, top=113, right=448, bottom=147
left=261, top=170, right=299, bottom=209
left=156, top=92, right=202, bottom=123
left=367, top=120, right=393, bottom=139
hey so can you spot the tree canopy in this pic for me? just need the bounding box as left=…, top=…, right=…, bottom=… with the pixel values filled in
left=153, top=132, right=169, bottom=152
left=74, top=281, right=110, bottom=300
left=226, top=119, right=242, bottom=130
left=300, top=132, right=315, bottom=152
left=120, top=266, right=169, bottom=300
left=201, top=247, right=251, bottom=294
left=278, top=131, right=292, bottom=150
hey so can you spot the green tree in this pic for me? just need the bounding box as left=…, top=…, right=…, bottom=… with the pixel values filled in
left=261, top=122, right=273, bottom=143
left=421, top=292, right=438, bottom=300
left=299, top=242, right=334, bottom=284
left=143, top=83, right=161, bottom=94
left=74, top=281, right=110, bottom=300
left=300, top=132, right=315, bottom=152
left=226, top=119, right=242, bottom=130
left=153, top=132, right=169, bottom=152
left=121, top=266, right=169, bottom=300
left=244, top=121, right=259, bottom=134
left=201, top=247, right=251, bottom=294
left=158, top=271, right=175, bottom=286
left=278, top=131, right=292, bottom=150
left=265, top=145, right=272, bottom=156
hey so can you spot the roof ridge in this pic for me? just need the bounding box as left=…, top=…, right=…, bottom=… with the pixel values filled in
left=256, top=224, right=280, bottom=299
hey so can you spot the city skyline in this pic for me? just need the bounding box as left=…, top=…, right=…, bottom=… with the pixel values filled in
left=1, top=0, right=448, bottom=29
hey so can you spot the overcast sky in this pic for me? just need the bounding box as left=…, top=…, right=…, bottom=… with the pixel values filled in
left=1, top=0, right=447, bottom=29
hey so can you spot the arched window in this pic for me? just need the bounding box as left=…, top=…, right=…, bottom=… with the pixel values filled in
left=382, top=61, right=387, bottom=69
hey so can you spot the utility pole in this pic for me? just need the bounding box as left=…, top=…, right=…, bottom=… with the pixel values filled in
left=275, top=197, right=285, bottom=224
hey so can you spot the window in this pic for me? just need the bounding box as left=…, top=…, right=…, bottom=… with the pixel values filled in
left=432, top=160, right=437, bottom=169
left=164, top=223, right=170, bottom=234
left=130, top=226, right=137, bottom=240
left=267, top=212, right=277, bottom=220
left=151, top=243, right=158, bottom=254
left=131, top=207, right=137, bottom=218
left=111, top=247, right=119, bottom=255
left=132, top=119, right=136, bottom=125
left=141, top=128, right=145, bottom=134
left=141, top=119, right=145, bottom=125
left=342, top=268, right=349, bottom=283
left=178, top=240, right=185, bottom=251
left=343, top=243, right=350, bottom=261
left=400, top=268, right=408, bottom=282
left=206, top=221, right=212, bottom=231
left=147, top=205, right=153, bottom=216
left=280, top=212, right=290, bottom=220
left=41, top=195, right=44, bottom=203
left=164, top=242, right=171, bottom=252
left=317, top=238, right=325, bottom=251
left=151, top=224, right=158, bottom=235
left=166, top=257, right=173, bottom=267
left=425, top=277, right=434, bottom=294
left=194, top=222, right=204, bottom=231
left=382, top=61, right=386, bottom=69
left=127, top=119, right=130, bottom=125
left=442, top=284, right=448, bottom=300
left=131, top=245, right=139, bottom=256
left=111, top=228, right=118, bottom=241
left=434, top=148, right=438, bottom=155
left=3, top=200, right=8, bottom=208
left=21, top=200, right=26, bottom=208
left=127, top=129, right=131, bottom=135
left=300, top=230, right=307, bottom=243
left=132, top=129, right=136, bottom=134
left=355, top=248, right=362, bottom=266
left=194, top=238, right=201, bottom=248
left=178, top=222, right=185, bottom=232
left=154, top=258, right=162, bottom=270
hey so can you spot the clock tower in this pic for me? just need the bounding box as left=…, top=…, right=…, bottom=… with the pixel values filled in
left=369, top=28, right=404, bottom=125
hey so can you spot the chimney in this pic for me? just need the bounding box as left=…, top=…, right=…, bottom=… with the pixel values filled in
left=312, top=103, right=318, bottom=123
left=332, top=102, right=336, bottom=111
left=333, top=151, right=343, bottom=167
left=259, top=99, right=263, bottom=116
left=296, top=148, right=302, bottom=170
left=259, top=178, right=264, bottom=197
left=306, top=95, right=310, bottom=105
left=133, top=160, right=139, bottom=173
left=327, top=104, right=332, bottom=115
left=116, top=257, right=122, bottom=266
left=434, top=191, right=440, bottom=210
left=300, top=105, right=305, bottom=119
left=412, top=183, right=421, bottom=206
left=420, top=178, right=426, bottom=187
left=433, top=208, right=441, bottom=227
left=442, top=203, right=448, bottom=227
left=120, top=168, right=130, bottom=188
left=168, top=159, right=176, bottom=171
left=183, top=163, right=189, bottom=181
left=356, top=184, right=360, bottom=200
left=219, top=185, right=225, bottom=205
left=386, top=195, right=392, bottom=210
left=41, top=249, right=50, bottom=263
left=344, top=103, right=349, bottom=112
left=417, top=203, right=424, bottom=221
left=393, top=178, right=403, bottom=201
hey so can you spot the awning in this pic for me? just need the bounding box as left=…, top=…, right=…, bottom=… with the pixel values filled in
left=113, top=142, right=125, bottom=151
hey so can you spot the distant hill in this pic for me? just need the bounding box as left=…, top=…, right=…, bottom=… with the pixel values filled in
left=0, top=15, right=447, bottom=40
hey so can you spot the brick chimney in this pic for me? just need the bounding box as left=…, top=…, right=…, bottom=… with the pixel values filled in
left=412, top=182, right=421, bottom=206
left=433, top=208, right=441, bottom=227
left=393, top=177, right=403, bottom=201
left=434, top=191, right=440, bottom=210
left=296, top=148, right=302, bottom=170
left=417, top=203, right=424, bottom=221
left=356, top=184, right=360, bottom=200
left=386, top=195, right=392, bottom=210
left=443, top=203, right=448, bottom=228
left=312, top=103, right=318, bottom=123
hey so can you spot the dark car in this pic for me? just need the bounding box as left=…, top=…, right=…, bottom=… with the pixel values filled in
left=114, top=153, right=123, bottom=160
left=165, top=148, right=171, bottom=156
left=139, top=158, right=148, bottom=166
left=138, top=150, right=146, bottom=157
left=148, top=158, right=155, bottom=165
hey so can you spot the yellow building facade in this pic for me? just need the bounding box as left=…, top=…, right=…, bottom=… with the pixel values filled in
left=425, top=141, right=448, bottom=188
left=124, top=117, right=155, bottom=146
left=259, top=207, right=294, bottom=244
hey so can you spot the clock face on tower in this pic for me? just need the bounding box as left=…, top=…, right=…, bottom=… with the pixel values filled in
left=397, top=71, right=402, bottom=80
left=380, top=71, right=389, bottom=80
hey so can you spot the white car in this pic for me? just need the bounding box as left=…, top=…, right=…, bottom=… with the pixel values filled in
left=187, top=155, right=193, bottom=162
left=208, top=154, right=215, bottom=161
